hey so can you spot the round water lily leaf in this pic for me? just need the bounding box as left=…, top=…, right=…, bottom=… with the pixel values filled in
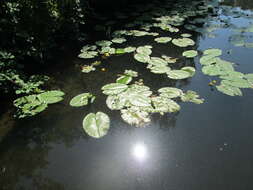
left=181, top=33, right=192, bottom=37
left=95, top=40, right=112, bottom=47
left=134, top=53, right=150, bottom=63
left=69, top=93, right=94, bottom=107
left=112, top=37, right=126, bottom=44
left=180, top=90, right=204, bottom=104
left=124, top=47, right=136, bottom=53
left=181, top=66, right=196, bottom=77
left=102, top=83, right=128, bottom=95
left=158, top=87, right=183, bottom=98
left=78, top=51, right=98, bottom=59
left=116, top=75, right=132, bottom=84
left=124, top=70, right=138, bottom=77
left=167, top=70, right=191, bottom=79
left=106, top=95, right=126, bottom=110
left=121, top=108, right=150, bottom=126
left=202, top=65, right=221, bottom=76
left=129, top=94, right=151, bottom=107
left=38, top=90, right=65, bottom=104
left=148, top=57, right=168, bottom=66
left=152, top=96, right=180, bottom=113
left=216, top=84, right=242, bottom=96
left=82, top=112, right=110, bottom=138
left=221, top=79, right=252, bottom=88
left=203, top=48, right=222, bottom=56
left=199, top=55, right=218, bottom=65
left=149, top=65, right=171, bottom=74
left=172, top=38, right=195, bottom=47
left=154, top=37, right=172, bottom=43
left=136, top=46, right=152, bottom=55
left=182, top=50, right=198, bottom=58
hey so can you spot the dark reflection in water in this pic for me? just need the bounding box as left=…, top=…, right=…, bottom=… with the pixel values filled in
left=1, top=0, right=253, bottom=190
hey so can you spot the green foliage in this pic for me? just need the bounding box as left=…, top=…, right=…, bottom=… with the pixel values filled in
left=69, top=93, right=95, bottom=107
left=13, top=90, right=65, bottom=118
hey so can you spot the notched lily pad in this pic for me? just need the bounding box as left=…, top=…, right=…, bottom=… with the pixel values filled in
left=70, top=93, right=95, bottom=107
left=82, top=112, right=110, bottom=138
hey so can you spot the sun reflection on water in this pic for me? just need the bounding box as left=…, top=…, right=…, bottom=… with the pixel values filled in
left=131, top=142, right=148, bottom=162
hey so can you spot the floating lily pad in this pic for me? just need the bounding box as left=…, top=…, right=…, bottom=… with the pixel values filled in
left=167, top=70, right=191, bottom=79
left=221, top=79, right=252, bottom=88
left=82, top=112, right=110, bottom=138
left=199, top=55, right=219, bottom=65
left=106, top=95, right=126, bottom=110
left=203, top=48, right=222, bottom=56
left=129, top=94, right=151, bottom=107
left=181, top=66, right=196, bottom=77
left=78, top=51, right=98, bottom=59
left=172, top=38, right=195, bottom=47
left=158, top=87, right=183, bottom=98
left=124, top=47, right=136, bottom=53
left=95, top=40, right=112, bottom=47
left=148, top=57, right=168, bottom=66
left=154, top=37, right=172, bottom=43
left=180, top=90, right=204, bottom=104
left=152, top=96, right=180, bottom=113
left=149, top=65, right=171, bottom=74
left=102, top=83, right=128, bottom=95
left=182, top=50, right=198, bottom=58
left=121, top=107, right=150, bottom=126
left=38, top=90, right=65, bottom=104
left=134, top=53, right=150, bottom=63
left=116, top=75, right=132, bottom=84
left=112, top=37, right=127, bottom=44
left=81, top=65, right=96, bottom=73
left=69, top=93, right=95, bottom=107
left=216, top=84, right=242, bottom=96
left=136, top=46, right=152, bottom=55
left=124, top=70, right=138, bottom=77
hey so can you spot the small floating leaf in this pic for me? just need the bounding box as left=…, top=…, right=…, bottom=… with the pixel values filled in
left=182, top=50, right=198, bottom=58
left=158, top=87, right=183, bottom=98
left=102, top=83, right=128, bottom=95
left=124, top=70, right=138, bottom=77
left=172, top=38, right=195, bottom=47
left=167, top=70, right=191, bottom=79
left=216, top=84, right=242, bottom=96
left=124, top=47, right=136, bottom=53
left=181, top=66, right=196, bottom=77
left=112, top=37, right=127, bottom=44
left=69, top=93, right=95, bottom=107
left=152, top=96, right=180, bottom=113
left=180, top=90, right=204, bottom=104
left=154, top=37, right=172, bottom=43
left=82, top=112, right=110, bottom=138
left=38, top=90, right=65, bottom=104
left=116, top=75, right=132, bottom=84
left=203, top=48, right=222, bottom=56
left=95, top=40, right=112, bottom=47
left=121, top=108, right=150, bottom=126
left=136, top=46, right=152, bottom=55
left=134, top=53, right=150, bottom=63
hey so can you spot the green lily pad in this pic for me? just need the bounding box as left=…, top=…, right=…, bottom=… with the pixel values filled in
left=181, top=66, right=196, bottom=77
left=136, top=46, right=152, bottom=55
left=38, top=90, right=65, bottom=104
left=95, top=40, right=112, bottom=47
left=199, top=55, right=219, bottom=65
left=216, top=84, right=242, bottom=96
left=82, top=112, right=110, bottom=138
left=124, top=47, right=136, bottom=53
left=180, top=90, right=204, bottom=104
left=203, top=48, right=222, bottom=56
left=154, top=37, right=172, bottom=43
left=106, top=95, right=126, bottom=110
left=112, top=38, right=127, bottom=44
left=124, top=70, right=138, bottom=77
left=167, top=70, right=191, bottom=79
left=148, top=57, right=168, bottom=66
left=158, top=87, right=183, bottom=98
left=78, top=51, right=98, bottom=59
left=221, top=79, right=252, bottom=88
left=172, top=38, right=195, bottom=47
left=121, top=107, right=150, bottom=126
left=134, top=53, right=150, bottom=63
left=116, top=75, right=132, bottom=84
left=129, top=94, right=151, bottom=107
left=152, top=96, right=181, bottom=113
left=69, top=93, right=95, bottom=107
left=182, top=50, right=198, bottom=58
left=102, top=83, right=128, bottom=95
left=149, top=65, right=171, bottom=74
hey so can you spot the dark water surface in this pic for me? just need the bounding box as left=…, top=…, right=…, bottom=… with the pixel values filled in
left=1, top=0, right=253, bottom=189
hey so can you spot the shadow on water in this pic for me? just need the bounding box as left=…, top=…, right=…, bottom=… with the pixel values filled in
left=1, top=0, right=253, bottom=189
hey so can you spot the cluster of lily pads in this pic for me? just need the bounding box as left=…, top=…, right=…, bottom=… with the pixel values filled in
left=13, top=90, right=65, bottom=118
left=101, top=70, right=204, bottom=126
left=133, top=45, right=196, bottom=79
left=200, top=48, right=253, bottom=96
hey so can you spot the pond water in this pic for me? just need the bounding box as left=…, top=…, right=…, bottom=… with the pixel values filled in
left=1, top=0, right=253, bottom=189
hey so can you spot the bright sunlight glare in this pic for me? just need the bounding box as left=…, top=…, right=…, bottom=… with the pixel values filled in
left=132, top=143, right=148, bottom=162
